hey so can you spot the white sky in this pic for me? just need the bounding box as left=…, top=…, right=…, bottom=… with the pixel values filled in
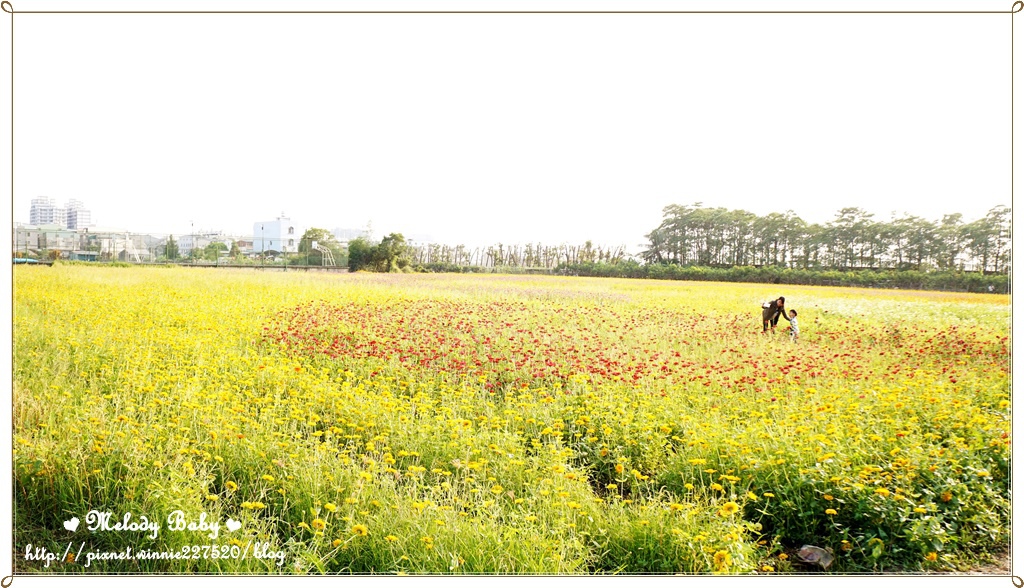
left=10, top=1, right=1014, bottom=252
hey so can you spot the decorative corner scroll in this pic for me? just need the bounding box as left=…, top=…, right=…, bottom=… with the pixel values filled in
left=0, top=575, right=12, bottom=587
left=1013, top=1, right=1023, bottom=14
left=1011, top=575, right=1023, bottom=588
left=0, top=2, right=11, bottom=14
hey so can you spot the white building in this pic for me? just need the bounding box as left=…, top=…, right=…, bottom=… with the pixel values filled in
left=253, top=213, right=302, bottom=254
left=29, top=197, right=67, bottom=227
left=65, top=199, right=92, bottom=230
left=178, top=230, right=225, bottom=256
left=28, top=197, right=92, bottom=229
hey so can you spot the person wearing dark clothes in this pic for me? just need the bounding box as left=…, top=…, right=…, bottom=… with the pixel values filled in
left=761, top=297, right=786, bottom=333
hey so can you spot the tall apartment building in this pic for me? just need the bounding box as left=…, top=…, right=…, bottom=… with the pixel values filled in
left=28, top=197, right=92, bottom=229
left=29, top=197, right=67, bottom=226
left=65, top=199, right=92, bottom=229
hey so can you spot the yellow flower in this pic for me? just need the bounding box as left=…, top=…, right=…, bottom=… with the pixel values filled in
left=311, top=518, right=326, bottom=530
left=914, top=507, right=927, bottom=514
left=332, top=539, right=342, bottom=547
left=385, top=535, right=399, bottom=542
left=926, top=552, right=938, bottom=562
left=762, top=492, right=775, bottom=498
left=977, top=470, right=991, bottom=477
left=823, top=494, right=834, bottom=501
left=614, top=464, right=624, bottom=474
left=940, top=491, right=953, bottom=502
left=713, top=550, right=731, bottom=571
left=262, top=475, right=275, bottom=482
left=874, top=487, right=891, bottom=497
left=490, top=485, right=504, bottom=494
left=778, top=553, right=788, bottom=561
left=324, top=502, right=337, bottom=512
left=351, top=524, right=369, bottom=536
left=606, top=484, right=617, bottom=490
left=719, top=501, right=739, bottom=516
left=710, top=483, right=724, bottom=492
left=225, top=481, right=238, bottom=492
left=825, top=508, right=837, bottom=516
left=345, top=497, right=358, bottom=504
left=206, top=494, right=218, bottom=501
left=746, top=491, right=758, bottom=501
left=669, top=503, right=684, bottom=511
left=761, top=565, right=774, bottom=572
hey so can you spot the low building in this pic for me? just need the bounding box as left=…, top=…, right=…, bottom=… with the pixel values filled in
left=14, top=224, right=78, bottom=258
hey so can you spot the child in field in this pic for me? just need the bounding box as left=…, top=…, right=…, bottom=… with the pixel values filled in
left=779, top=309, right=799, bottom=341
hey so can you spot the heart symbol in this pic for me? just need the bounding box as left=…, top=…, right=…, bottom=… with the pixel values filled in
left=63, top=517, right=80, bottom=532
left=225, top=518, right=241, bottom=532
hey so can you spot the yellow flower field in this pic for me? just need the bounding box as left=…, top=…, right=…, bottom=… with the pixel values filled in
left=13, top=266, right=1010, bottom=574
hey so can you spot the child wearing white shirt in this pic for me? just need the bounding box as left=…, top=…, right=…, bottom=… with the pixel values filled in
left=780, top=309, right=799, bottom=341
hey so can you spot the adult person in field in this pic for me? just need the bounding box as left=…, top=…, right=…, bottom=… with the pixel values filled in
left=761, top=296, right=786, bottom=334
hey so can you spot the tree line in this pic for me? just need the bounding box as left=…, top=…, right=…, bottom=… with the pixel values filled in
left=642, top=204, right=1010, bottom=274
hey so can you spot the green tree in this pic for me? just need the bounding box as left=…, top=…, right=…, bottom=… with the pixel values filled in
left=204, top=242, right=228, bottom=261
left=984, top=205, right=1011, bottom=273
left=375, top=233, right=410, bottom=272
left=347, top=237, right=375, bottom=272
left=934, top=213, right=965, bottom=271
left=165, top=235, right=179, bottom=260
left=229, top=241, right=241, bottom=259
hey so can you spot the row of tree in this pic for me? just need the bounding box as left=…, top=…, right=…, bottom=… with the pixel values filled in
left=642, top=204, right=1010, bottom=273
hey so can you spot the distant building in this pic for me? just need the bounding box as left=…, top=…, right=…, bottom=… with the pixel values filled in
left=254, top=213, right=302, bottom=254
left=14, top=223, right=78, bottom=258
left=79, top=227, right=150, bottom=261
left=234, top=238, right=254, bottom=255
left=65, top=199, right=92, bottom=230
left=179, top=230, right=225, bottom=257
left=29, top=197, right=67, bottom=227
left=28, top=197, right=92, bottom=229
left=331, top=228, right=370, bottom=244
left=332, top=227, right=432, bottom=245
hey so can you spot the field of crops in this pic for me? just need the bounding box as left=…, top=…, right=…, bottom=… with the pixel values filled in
left=12, top=266, right=1010, bottom=574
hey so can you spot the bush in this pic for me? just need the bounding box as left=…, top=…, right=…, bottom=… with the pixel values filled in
left=556, top=263, right=1010, bottom=294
